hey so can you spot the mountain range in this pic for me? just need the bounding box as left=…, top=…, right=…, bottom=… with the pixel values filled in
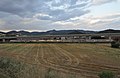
left=0, top=29, right=120, bottom=36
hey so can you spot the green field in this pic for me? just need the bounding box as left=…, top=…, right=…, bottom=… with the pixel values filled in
left=0, top=43, right=120, bottom=78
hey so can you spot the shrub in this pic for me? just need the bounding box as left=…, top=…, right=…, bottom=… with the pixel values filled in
left=111, top=41, right=119, bottom=48
left=0, top=57, right=25, bottom=78
left=45, top=68, right=56, bottom=78
left=98, top=71, right=116, bottom=78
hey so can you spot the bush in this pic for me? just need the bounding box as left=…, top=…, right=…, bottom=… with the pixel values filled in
left=98, top=71, right=116, bottom=78
left=111, top=41, right=119, bottom=48
left=0, top=57, right=25, bottom=78
left=45, top=68, right=56, bottom=78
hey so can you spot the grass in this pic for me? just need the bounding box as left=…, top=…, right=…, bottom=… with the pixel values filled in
left=0, top=73, right=9, bottom=78
left=0, top=43, right=120, bottom=78
left=0, top=57, right=25, bottom=78
left=98, top=70, right=116, bottom=78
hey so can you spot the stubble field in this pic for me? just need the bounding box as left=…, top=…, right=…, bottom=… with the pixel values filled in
left=0, top=43, right=120, bottom=78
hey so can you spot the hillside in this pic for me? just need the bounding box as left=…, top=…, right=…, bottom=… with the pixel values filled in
left=0, top=30, right=96, bottom=36
left=0, top=29, right=119, bottom=37
left=98, top=29, right=120, bottom=33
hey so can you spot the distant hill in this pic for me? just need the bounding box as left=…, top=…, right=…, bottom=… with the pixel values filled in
left=45, top=30, right=96, bottom=35
left=68, top=30, right=84, bottom=34
left=0, top=30, right=96, bottom=36
left=0, top=29, right=119, bottom=37
left=0, top=31, right=6, bottom=35
left=98, top=29, right=120, bottom=33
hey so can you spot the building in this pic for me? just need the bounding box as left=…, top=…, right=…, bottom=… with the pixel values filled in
left=0, top=33, right=120, bottom=43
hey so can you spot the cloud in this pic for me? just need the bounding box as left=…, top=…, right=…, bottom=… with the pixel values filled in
left=89, top=13, right=120, bottom=24
left=83, top=13, right=120, bottom=29
left=0, top=0, right=119, bottom=31
left=0, top=0, right=90, bottom=21
left=51, top=13, right=120, bottom=30
left=0, top=13, right=120, bottom=31
left=1, top=0, right=44, bottom=17
left=0, top=19, right=5, bottom=26
left=68, top=3, right=88, bottom=9
left=49, top=9, right=90, bottom=21
left=92, top=0, right=117, bottom=5
left=0, top=0, right=116, bottom=21
left=33, top=13, right=52, bottom=20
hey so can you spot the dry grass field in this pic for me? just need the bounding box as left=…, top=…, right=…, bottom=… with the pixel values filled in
left=0, top=43, right=120, bottom=78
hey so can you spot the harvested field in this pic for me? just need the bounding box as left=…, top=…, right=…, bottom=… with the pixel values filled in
left=0, top=43, right=120, bottom=78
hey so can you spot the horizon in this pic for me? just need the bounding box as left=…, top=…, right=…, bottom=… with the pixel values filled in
left=0, top=28, right=119, bottom=33
left=0, top=0, right=120, bottom=31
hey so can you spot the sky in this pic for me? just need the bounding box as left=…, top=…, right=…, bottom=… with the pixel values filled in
left=0, top=0, right=120, bottom=32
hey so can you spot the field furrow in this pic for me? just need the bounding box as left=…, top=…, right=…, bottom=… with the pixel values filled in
left=0, top=43, right=120, bottom=78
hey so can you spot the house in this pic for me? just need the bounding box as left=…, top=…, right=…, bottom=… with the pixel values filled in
left=0, top=33, right=119, bottom=43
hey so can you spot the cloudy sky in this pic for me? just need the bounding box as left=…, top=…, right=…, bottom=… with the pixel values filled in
left=0, top=0, right=120, bottom=31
